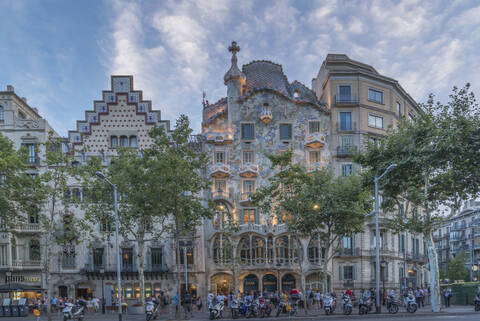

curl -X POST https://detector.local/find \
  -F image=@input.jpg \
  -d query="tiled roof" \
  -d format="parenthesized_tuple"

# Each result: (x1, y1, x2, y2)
(242, 60, 290, 96)
(202, 97, 227, 124)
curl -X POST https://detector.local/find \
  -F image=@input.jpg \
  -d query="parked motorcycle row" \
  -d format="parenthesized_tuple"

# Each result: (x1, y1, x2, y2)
(62, 300, 87, 321)
(210, 296, 275, 320)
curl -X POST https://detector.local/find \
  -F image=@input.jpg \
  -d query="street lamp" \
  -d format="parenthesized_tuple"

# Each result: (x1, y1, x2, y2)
(374, 163, 397, 313)
(95, 171, 122, 321)
(100, 268, 105, 314)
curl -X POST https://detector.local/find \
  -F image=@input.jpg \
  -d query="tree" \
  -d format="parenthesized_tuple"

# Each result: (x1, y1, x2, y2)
(33, 133, 85, 321)
(355, 84, 480, 312)
(0, 133, 40, 227)
(445, 251, 469, 282)
(253, 150, 371, 305)
(82, 115, 213, 307)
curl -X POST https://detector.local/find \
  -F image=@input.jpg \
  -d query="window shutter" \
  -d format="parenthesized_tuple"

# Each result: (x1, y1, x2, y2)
(102, 249, 106, 267)
(352, 266, 356, 280)
(288, 125, 292, 139)
(254, 210, 259, 225)
(88, 251, 93, 267)
(146, 248, 152, 270)
(339, 266, 343, 281)
(132, 248, 137, 271)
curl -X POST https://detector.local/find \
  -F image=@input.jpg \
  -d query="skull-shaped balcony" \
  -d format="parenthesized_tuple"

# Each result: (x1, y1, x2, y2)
(304, 133, 326, 148)
(239, 163, 259, 178)
(204, 130, 234, 145)
(260, 107, 273, 124)
(208, 163, 231, 178)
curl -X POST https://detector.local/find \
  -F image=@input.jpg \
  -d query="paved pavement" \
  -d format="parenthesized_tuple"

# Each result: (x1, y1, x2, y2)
(6, 306, 478, 321)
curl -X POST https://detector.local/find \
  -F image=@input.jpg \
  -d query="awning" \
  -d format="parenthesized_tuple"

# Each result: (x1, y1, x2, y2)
(0, 283, 43, 292)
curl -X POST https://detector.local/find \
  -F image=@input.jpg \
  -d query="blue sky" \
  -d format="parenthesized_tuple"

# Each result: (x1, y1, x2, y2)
(1, 0, 480, 135)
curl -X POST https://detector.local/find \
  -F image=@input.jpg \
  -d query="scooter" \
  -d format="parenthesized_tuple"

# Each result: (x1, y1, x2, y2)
(323, 293, 336, 315)
(145, 299, 159, 321)
(386, 295, 399, 314)
(62, 300, 87, 321)
(404, 293, 417, 313)
(258, 297, 272, 318)
(208, 299, 224, 320)
(275, 298, 287, 317)
(475, 292, 480, 312)
(358, 293, 372, 315)
(231, 298, 240, 319)
(341, 294, 352, 315)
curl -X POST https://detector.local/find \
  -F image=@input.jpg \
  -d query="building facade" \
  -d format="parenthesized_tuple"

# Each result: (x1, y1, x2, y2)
(1, 43, 428, 302)
(313, 54, 427, 293)
(434, 201, 480, 281)
(0, 85, 60, 299)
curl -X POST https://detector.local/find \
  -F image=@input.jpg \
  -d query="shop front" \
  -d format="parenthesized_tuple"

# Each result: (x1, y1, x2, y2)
(210, 273, 233, 295)
(243, 274, 259, 294)
(262, 274, 277, 293)
(1, 274, 43, 300)
(281, 274, 296, 291)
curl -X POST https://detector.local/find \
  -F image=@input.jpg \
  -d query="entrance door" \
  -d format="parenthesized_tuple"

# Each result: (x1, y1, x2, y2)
(243, 274, 259, 294)
(262, 274, 277, 293)
(281, 274, 296, 291)
(75, 288, 91, 299)
(58, 286, 68, 298)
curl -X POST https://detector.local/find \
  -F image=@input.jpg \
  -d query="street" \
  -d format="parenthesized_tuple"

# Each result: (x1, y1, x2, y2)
(9, 306, 477, 321)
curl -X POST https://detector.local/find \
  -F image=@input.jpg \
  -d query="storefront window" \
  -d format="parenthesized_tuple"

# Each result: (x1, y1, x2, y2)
(124, 284, 133, 299)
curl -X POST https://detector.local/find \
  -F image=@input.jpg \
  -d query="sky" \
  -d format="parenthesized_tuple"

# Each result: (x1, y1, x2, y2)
(1, 0, 480, 136)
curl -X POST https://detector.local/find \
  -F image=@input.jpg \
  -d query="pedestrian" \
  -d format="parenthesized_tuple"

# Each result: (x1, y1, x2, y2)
(51, 296, 57, 313)
(182, 291, 193, 320)
(92, 297, 100, 312)
(196, 296, 202, 312)
(314, 290, 321, 309)
(174, 293, 179, 318)
(415, 287, 422, 307)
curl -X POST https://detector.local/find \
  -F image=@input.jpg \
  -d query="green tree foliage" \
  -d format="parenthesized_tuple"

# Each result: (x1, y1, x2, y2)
(355, 84, 480, 311)
(253, 150, 371, 295)
(0, 133, 40, 226)
(445, 251, 469, 282)
(82, 115, 213, 304)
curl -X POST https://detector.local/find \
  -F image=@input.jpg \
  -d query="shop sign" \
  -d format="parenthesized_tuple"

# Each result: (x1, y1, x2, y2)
(6, 275, 41, 283)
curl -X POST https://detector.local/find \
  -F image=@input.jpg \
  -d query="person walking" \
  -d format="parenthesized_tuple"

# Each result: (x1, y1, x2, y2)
(443, 287, 452, 308)
(314, 291, 321, 309)
(195, 296, 202, 312)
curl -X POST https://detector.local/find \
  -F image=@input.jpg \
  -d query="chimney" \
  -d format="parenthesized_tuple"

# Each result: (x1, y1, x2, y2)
(7, 85, 14, 92)
(21, 97, 27, 103)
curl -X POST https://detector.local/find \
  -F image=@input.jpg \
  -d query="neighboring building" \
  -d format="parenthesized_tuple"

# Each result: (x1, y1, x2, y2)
(312, 54, 427, 293)
(202, 42, 332, 294)
(0, 85, 60, 299)
(434, 200, 480, 281)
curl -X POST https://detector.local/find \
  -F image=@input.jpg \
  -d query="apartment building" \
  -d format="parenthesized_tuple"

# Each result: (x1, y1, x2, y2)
(312, 54, 427, 293)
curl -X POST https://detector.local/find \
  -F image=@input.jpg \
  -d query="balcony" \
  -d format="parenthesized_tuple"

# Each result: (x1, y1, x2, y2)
(307, 162, 323, 173)
(335, 248, 360, 257)
(406, 253, 428, 263)
(26, 156, 40, 166)
(212, 190, 234, 204)
(336, 122, 357, 133)
(304, 132, 326, 149)
(239, 163, 259, 178)
(260, 108, 273, 124)
(208, 163, 231, 178)
(204, 130, 234, 145)
(336, 145, 358, 158)
(145, 264, 169, 273)
(236, 223, 288, 235)
(239, 192, 253, 205)
(335, 94, 359, 106)
(12, 260, 42, 269)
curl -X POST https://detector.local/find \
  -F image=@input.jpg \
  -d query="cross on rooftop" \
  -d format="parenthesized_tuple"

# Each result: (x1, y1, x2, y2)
(228, 41, 240, 56)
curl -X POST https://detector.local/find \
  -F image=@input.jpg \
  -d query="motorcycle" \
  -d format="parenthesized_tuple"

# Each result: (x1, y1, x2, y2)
(245, 297, 258, 318)
(341, 294, 352, 315)
(208, 299, 224, 320)
(358, 293, 372, 315)
(404, 293, 417, 313)
(323, 293, 336, 315)
(231, 298, 240, 319)
(386, 295, 399, 314)
(63, 300, 87, 321)
(275, 298, 287, 317)
(475, 292, 480, 312)
(145, 299, 159, 321)
(258, 297, 272, 318)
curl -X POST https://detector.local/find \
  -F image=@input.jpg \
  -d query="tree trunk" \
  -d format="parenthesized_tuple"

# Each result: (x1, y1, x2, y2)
(322, 244, 330, 294)
(427, 231, 441, 312)
(137, 239, 145, 305)
(45, 237, 52, 321)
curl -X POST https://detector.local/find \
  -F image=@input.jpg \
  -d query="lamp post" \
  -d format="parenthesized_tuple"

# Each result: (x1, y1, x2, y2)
(95, 171, 122, 321)
(380, 260, 387, 306)
(100, 268, 105, 314)
(5, 270, 12, 299)
(374, 164, 397, 313)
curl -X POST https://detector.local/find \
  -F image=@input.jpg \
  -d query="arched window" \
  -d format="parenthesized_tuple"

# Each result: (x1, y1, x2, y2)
(29, 239, 41, 261)
(0, 106, 4, 121)
(120, 136, 128, 147)
(267, 236, 274, 264)
(18, 111, 26, 119)
(129, 136, 137, 147)
(308, 233, 325, 264)
(293, 91, 300, 99)
(252, 236, 265, 265)
(275, 236, 300, 265)
(212, 234, 232, 264)
(111, 136, 118, 148)
(213, 236, 221, 264)
(213, 204, 227, 229)
(238, 237, 250, 265)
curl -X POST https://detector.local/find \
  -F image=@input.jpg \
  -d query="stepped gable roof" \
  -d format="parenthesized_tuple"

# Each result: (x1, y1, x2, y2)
(289, 80, 319, 104)
(202, 97, 227, 125)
